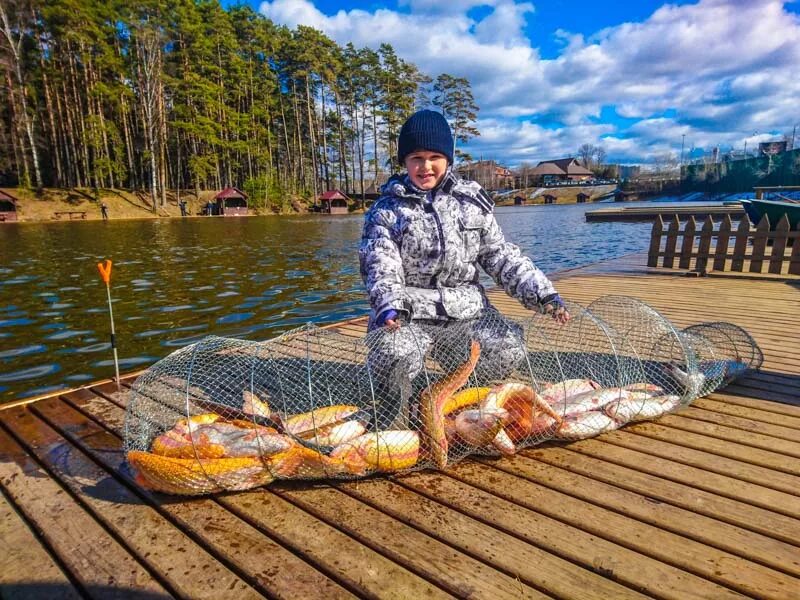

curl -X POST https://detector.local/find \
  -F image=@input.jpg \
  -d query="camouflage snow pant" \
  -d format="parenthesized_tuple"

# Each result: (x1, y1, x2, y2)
(364, 309, 527, 429)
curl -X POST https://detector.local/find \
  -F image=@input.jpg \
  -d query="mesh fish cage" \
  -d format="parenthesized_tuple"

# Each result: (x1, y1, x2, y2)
(125, 295, 761, 495)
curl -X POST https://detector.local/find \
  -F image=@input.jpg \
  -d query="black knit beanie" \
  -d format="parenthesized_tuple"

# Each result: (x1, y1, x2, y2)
(397, 110, 454, 165)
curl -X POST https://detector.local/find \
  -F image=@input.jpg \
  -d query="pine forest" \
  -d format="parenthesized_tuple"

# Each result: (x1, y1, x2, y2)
(0, 0, 480, 211)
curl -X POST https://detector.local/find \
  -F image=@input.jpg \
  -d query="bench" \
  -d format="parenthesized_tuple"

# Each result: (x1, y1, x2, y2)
(54, 211, 87, 220)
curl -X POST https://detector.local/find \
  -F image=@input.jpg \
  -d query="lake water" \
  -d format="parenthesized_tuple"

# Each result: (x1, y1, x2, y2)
(0, 202, 655, 403)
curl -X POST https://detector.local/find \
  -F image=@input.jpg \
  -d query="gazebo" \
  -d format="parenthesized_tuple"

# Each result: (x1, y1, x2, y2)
(319, 190, 349, 215)
(0, 190, 19, 222)
(576, 192, 591, 203)
(213, 187, 248, 216)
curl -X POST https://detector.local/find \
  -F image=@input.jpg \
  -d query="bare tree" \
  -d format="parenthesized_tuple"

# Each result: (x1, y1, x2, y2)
(577, 143, 596, 168)
(133, 22, 163, 212)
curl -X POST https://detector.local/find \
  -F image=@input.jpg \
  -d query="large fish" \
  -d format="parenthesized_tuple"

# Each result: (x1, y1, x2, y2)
(128, 451, 274, 495)
(419, 341, 481, 469)
(330, 430, 420, 473)
(539, 379, 601, 404)
(547, 387, 630, 419)
(152, 419, 292, 459)
(555, 411, 619, 440)
(242, 389, 271, 418)
(442, 387, 492, 415)
(604, 394, 681, 423)
(282, 404, 361, 437)
(297, 419, 366, 448)
(482, 383, 562, 452)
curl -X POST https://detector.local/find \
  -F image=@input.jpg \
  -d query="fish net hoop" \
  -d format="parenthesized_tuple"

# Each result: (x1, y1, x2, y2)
(125, 295, 760, 495)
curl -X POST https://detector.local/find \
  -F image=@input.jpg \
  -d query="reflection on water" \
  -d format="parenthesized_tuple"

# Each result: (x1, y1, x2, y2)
(0, 203, 652, 402)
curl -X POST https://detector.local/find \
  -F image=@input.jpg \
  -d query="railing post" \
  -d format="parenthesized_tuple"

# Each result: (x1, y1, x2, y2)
(731, 214, 751, 272)
(713, 214, 733, 272)
(647, 215, 664, 267)
(679, 216, 696, 269)
(695, 216, 714, 273)
(789, 223, 800, 275)
(749, 215, 770, 273)
(768, 214, 790, 274)
(663, 215, 680, 269)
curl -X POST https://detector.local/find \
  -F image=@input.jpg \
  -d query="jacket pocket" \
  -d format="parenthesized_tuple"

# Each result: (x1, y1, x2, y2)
(458, 215, 484, 263)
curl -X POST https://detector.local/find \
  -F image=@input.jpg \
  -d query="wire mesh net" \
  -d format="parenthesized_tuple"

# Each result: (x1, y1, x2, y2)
(125, 295, 761, 495)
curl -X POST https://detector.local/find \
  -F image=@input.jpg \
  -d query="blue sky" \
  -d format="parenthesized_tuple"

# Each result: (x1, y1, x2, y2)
(239, 0, 800, 166)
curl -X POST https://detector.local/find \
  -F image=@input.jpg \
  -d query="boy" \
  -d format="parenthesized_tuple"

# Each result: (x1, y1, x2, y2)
(359, 109, 568, 427)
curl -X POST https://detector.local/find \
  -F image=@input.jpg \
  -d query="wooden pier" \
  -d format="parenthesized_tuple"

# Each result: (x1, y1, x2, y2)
(2, 254, 799, 599)
(586, 203, 744, 222)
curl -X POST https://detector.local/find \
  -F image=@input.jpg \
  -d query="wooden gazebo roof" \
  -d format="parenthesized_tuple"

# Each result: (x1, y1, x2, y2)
(214, 187, 247, 200)
(0, 190, 19, 205)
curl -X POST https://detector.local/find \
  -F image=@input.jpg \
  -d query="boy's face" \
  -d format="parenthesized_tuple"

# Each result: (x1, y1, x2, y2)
(404, 151, 449, 190)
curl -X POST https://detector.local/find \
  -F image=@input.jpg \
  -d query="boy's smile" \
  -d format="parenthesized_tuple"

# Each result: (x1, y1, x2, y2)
(405, 151, 449, 190)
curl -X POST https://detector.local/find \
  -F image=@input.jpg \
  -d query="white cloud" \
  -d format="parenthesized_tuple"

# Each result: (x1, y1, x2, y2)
(259, 0, 800, 164)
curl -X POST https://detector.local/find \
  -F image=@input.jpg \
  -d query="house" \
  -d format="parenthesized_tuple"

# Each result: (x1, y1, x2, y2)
(213, 187, 248, 216)
(530, 158, 594, 185)
(457, 160, 514, 191)
(319, 190, 350, 215)
(0, 190, 19, 222)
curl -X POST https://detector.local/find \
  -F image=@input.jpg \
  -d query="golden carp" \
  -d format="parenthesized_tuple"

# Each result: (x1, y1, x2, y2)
(268, 445, 353, 478)
(298, 419, 366, 447)
(242, 389, 271, 418)
(419, 341, 481, 468)
(128, 451, 274, 495)
(604, 394, 680, 423)
(442, 387, 492, 415)
(283, 404, 361, 437)
(555, 411, 619, 440)
(482, 383, 561, 450)
(539, 379, 601, 404)
(330, 430, 420, 473)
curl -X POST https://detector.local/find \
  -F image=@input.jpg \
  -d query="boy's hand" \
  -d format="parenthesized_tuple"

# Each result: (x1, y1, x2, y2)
(540, 293, 571, 324)
(376, 309, 401, 330)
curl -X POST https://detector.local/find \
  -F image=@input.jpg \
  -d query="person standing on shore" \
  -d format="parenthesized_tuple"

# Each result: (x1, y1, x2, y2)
(100, 202, 109, 220)
(359, 109, 569, 428)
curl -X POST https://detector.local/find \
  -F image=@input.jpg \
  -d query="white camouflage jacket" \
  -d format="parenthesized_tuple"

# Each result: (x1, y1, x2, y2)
(359, 170, 558, 329)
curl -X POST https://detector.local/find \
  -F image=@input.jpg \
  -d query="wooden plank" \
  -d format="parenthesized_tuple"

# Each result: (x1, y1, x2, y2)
(678, 406, 800, 442)
(750, 215, 770, 273)
(731, 215, 752, 272)
(694, 216, 713, 272)
(537, 443, 800, 545)
(438, 464, 752, 600)
(647, 215, 664, 268)
(0, 422, 168, 597)
(662, 215, 680, 269)
(275, 485, 547, 600)
(713, 215, 733, 271)
(657, 413, 800, 458)
(51, 390, 359, 600)
(0, 492, 81, 600)
(695, 396, 800, 423)
(600, 429, 800, 500)
(769, 215, 791, 274)
(3, 404, 261, 600)
(338, 477, 648, 599)
(471, 454, 800, 579)
(789, 223, 800, 275)
(678, 216, 696, 269)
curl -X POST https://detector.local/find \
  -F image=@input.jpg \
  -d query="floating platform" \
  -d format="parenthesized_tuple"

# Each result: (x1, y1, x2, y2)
(586, 203, 745, 223)
(1, 255, 799, 599)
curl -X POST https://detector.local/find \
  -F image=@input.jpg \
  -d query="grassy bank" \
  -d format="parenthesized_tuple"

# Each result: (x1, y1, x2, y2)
(1, 188, 311, 222)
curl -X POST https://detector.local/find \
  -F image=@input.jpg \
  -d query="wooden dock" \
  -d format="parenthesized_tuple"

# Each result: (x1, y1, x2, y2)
(586, 204, 744, 222)
(2, 254, 799, 599)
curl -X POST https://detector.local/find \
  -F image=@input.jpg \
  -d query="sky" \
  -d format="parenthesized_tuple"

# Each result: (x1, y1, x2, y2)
(242, 0, 799, 166)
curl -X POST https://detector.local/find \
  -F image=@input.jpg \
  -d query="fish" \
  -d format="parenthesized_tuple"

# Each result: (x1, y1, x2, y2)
(330, 430, 420, 473)
(151, 416, 292, 459)
(604, 394, 681, 423)
(622, 382, 664, 395)
(555, 411, 619, 440)
(482, 382, 562, 449)
(442, 387, 492, 415)
(128, 451, 274, 495)
(419, 341, 481, 469)
(242, 389, 271, 418)
(298, 419, 366, 447)
(453, 407, 509, 447)
(547, 387, 630, 418)
(539, 379, 601, 404)
(268, 445, 354, 479)
(283, 404, 361, 437)
(665, 363, 706, 398)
